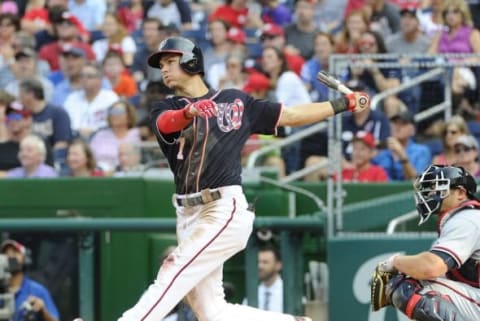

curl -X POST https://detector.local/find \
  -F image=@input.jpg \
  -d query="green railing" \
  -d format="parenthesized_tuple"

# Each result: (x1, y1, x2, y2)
(1, 216, 324, 321)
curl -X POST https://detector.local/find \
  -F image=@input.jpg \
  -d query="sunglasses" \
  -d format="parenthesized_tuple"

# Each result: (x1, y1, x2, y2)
(445, 129, 459, 135)
(81, 73, 100, 79)
(443, 8, 460, 15)
(6, 113, 24, 122)
(109, 107, 127, 115)
(454, 146, 475, 153)
(261, 35, 277, 41)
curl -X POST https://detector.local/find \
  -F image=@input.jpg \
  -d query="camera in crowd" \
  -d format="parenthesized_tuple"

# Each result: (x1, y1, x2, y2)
(0, 254, 40, 321)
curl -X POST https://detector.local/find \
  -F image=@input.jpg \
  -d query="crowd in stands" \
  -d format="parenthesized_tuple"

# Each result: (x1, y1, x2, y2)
(0, 0, 480, 182)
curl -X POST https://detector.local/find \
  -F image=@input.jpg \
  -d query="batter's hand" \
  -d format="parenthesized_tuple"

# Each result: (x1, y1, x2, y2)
(346, 92, 370, 113)
(184, 100, 218, 119)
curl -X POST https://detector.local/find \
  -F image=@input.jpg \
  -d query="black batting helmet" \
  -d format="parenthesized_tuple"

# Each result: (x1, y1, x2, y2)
(147, 37, 204, 75)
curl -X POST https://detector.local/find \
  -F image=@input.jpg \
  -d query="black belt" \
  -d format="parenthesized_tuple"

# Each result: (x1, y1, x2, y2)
(176, 190, 222, 207)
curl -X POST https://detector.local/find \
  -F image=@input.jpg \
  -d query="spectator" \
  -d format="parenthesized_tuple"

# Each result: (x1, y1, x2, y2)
(1, 239, 59, 321)
(432, 115, 470, 165)
(114, 142, 144, 176)
(216, 51, 248, 90)
(341, 131, 388, 182)
(68, 0, 104, 31)
(0, 89, 14, 142)
(147, 0, 192, 31)
(334, 9, 370, 54)
(202, 19, 232, 77)
(259, 23, 305, 76)
(92, 13, 137, 67)
(284, 0, 318, 60)
(259, 0, 292, 26)
(6, 135, 57, 178)
(373, 110, 432, 180)
(427, 0, 480, 119)
(208, 0, 260, 29)
(19, 78, 72, 168)
(102, 50, 138, 98)
(63, 62, 118, 139)
(0, 101, 54, 175)
(65, 138, 103, 177)
(366, 0, 401, 38)
(347, 30, 404, 117)
(38, 11, 95, 71)
(5, 48, 54, 102)
(453, 134, 480, 177)
(313, 0, 348, 34)
(301, 32, 335, 102)
(131, 17, 168, 85)
(244, 245, 284, 312)
(0, 13, 20, 67)
(417, 0, 445, 39)
(89, 99, 141, 173)
(117, 0, 145, 33)
(261, 45, 311, 174)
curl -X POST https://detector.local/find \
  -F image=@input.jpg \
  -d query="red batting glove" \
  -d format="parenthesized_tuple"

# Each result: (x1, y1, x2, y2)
(345, 91, 370, 113)
(184, 100, 218, 118)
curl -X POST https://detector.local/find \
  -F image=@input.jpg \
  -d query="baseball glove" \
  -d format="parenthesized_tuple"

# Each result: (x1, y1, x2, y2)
(370, 267, 395, 311)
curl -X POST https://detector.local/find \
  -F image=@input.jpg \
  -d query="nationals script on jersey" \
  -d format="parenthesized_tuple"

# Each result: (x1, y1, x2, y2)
(150, 89, 282, 194)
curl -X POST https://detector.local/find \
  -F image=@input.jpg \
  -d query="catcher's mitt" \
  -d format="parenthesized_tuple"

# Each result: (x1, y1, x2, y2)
(370, 268, 395, 311)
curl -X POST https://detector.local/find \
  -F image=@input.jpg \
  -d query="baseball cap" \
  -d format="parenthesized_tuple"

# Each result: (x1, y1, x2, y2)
(390, 110, 414, 124)
(243, 72, 270, 94)
(6, 101, 32, 118)
(454, 135, 479, 150)
(61, 44, 86, 58)
(227, 27, 246, 44)
(352, 131, 376, 149)
(400, 6, 418, 17)
(260, 23, 284, 39)
(1, 239, 27, 256)
(14, 47, 36, 60)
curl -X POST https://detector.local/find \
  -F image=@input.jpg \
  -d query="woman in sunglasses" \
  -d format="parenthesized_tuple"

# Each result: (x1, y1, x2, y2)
(432, 115, 470, 165)
(453, 134, 480, 177)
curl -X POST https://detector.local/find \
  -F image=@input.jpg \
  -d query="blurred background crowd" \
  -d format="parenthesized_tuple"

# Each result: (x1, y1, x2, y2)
(0, 0, 479, 181)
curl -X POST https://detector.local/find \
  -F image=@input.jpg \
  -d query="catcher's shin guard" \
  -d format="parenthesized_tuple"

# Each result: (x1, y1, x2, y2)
(387, 276, 467, 321)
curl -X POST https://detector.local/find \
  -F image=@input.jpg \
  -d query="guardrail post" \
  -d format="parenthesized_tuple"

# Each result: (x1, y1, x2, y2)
(79, 232, 94, 321)
(245, 235, 259, 308)
(280, 231, 304, 315)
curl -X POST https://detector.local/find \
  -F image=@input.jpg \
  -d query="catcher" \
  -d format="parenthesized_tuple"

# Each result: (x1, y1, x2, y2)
(371, 165, 480, 321)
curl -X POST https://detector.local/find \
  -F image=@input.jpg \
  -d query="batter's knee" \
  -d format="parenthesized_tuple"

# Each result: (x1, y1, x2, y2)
(387, 276, 467, 321)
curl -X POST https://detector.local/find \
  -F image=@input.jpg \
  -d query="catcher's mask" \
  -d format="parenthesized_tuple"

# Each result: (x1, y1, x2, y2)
(413, 164, 479, 225)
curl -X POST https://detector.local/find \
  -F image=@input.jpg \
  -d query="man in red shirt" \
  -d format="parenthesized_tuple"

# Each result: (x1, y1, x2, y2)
(342, 131, 388, 182)
(38, 12, 95, 71)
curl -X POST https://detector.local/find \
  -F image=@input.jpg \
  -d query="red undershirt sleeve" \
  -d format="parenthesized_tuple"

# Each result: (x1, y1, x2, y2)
(156, 109, 192, 134)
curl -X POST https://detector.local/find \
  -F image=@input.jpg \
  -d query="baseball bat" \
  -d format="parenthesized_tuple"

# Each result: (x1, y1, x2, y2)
(316, 71, 353, 95)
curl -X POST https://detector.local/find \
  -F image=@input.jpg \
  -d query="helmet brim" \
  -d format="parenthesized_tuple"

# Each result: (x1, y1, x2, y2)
(147, 50, 183, 69)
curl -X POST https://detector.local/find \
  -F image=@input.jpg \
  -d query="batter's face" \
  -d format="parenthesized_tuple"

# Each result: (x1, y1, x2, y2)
(258, 251, 281, 283)
(159, 54, 189, 89)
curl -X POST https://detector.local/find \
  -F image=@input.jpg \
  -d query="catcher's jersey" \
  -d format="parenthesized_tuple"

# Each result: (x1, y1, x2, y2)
(150, 88, 282, 194)
(431, 205, 480, 287)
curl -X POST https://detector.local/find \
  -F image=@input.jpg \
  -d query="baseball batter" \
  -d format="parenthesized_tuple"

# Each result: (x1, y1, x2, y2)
(376, 164, 480, 321)
(117, 36, 369, 321)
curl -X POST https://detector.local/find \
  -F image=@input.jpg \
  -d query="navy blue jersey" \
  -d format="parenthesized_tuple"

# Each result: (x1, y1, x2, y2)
(150, 89, 282, 194)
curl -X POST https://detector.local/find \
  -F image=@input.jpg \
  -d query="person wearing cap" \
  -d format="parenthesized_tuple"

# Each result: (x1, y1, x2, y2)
(453, 134, 480, 177)
(341, 131, 388, 182)
(260, 23, 305, 76)
(0, 101, 54, 176)
(5, 48, 55, 102)
(38, 11, 95, 71)
(1, 239, 59, 321)
(373, 110, 432, 180)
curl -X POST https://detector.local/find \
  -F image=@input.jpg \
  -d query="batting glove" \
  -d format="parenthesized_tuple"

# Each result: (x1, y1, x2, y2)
(184, 100, 218, 119)
(347, 91, 370, 113)
(377, 253, 400, 273)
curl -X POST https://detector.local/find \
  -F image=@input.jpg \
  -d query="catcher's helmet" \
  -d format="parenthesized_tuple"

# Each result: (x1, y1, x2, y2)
(147, 37, 204, 75)
(413, 164, 479, 224)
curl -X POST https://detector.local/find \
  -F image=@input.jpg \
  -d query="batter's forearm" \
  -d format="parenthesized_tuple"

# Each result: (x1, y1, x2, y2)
(156, 109, 193, 134)
(278, 101, 337, 127)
